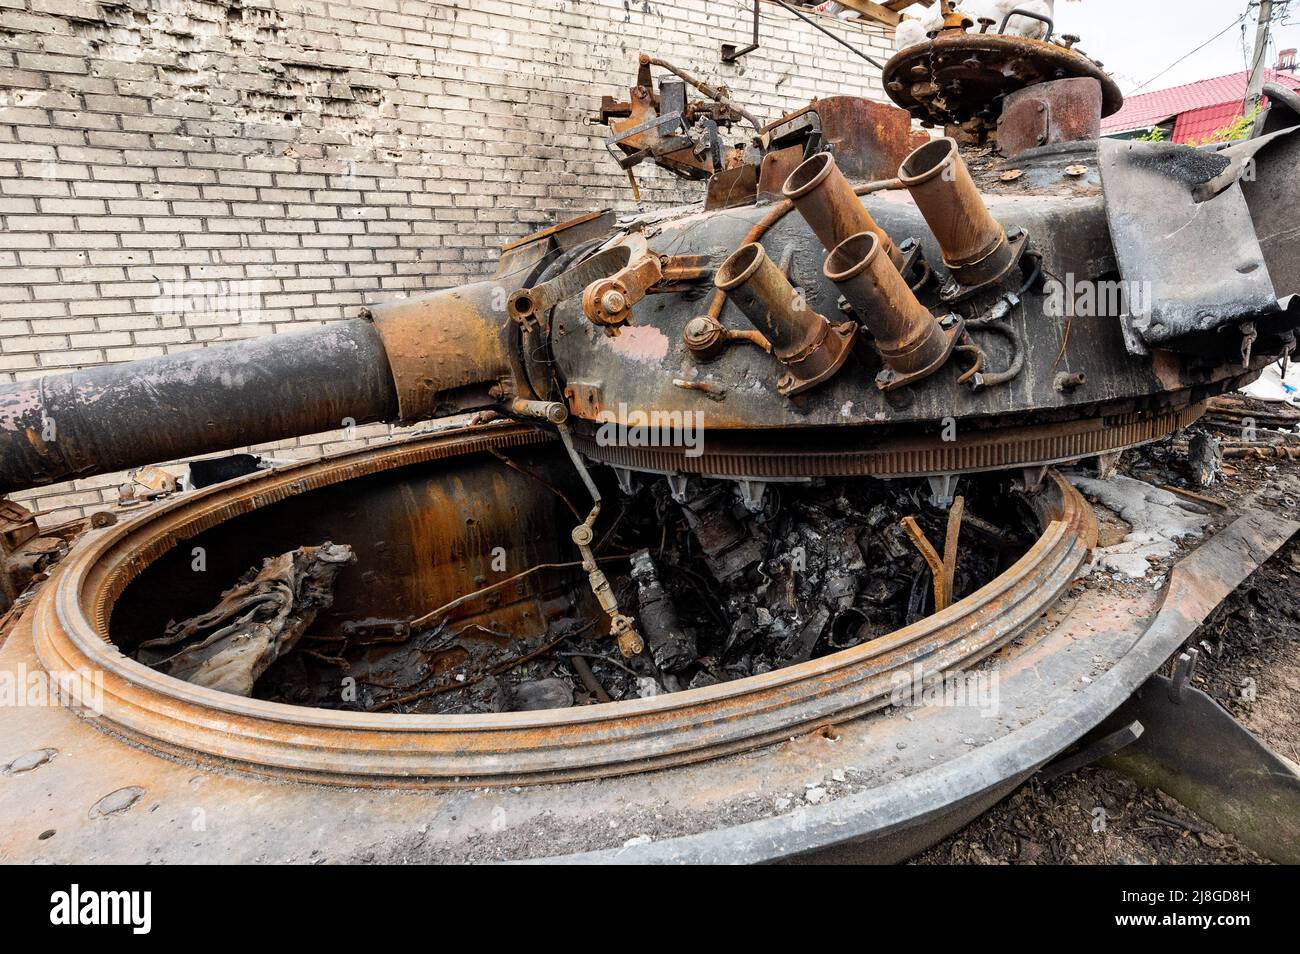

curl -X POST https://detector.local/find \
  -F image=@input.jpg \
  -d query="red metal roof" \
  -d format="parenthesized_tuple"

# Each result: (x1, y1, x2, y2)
(1173, 102, 1247, 143)
(1102, 68, 1300, 141)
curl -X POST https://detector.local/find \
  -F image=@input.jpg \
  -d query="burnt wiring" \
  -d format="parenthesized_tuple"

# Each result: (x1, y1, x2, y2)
(965, 309, 1025, 389)
(955, 253, 1043, 390)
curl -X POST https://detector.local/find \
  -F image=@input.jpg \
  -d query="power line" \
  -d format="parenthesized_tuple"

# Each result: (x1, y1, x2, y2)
(1130, 10, 1252, 94)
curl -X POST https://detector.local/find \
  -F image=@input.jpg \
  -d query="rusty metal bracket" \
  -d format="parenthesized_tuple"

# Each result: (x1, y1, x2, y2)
(997, 77, 1103, 159)
(508, 244, 637, 329)
(582, 252, 712, 335)
(638, 54, 762, 132)
(901, 518, 944, 607)
(876, 316, 965, 392)
(1037, 720, 1144, 784)
(940, 227, 1031, 303)
(603, 111, 689, 169)
(721, 0, 760, 63)
(683, 314, 772, 360)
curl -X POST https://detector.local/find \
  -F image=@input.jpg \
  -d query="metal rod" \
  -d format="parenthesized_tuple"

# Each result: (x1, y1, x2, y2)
(998, 7, 1054, 41)
(640, 53, 764, 132)
(772, 0, 886, 71)
(570, 654, 613, 703)
(901, 515, 948, 612)
(558, 421, 645, 658)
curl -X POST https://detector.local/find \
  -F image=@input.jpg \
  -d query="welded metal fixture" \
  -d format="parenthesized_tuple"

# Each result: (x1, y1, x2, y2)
(898, 137, 1028, 301)
(997, 77, 1104, 159)
(824, 232, 960, 390)
(760, 97, 919, 190)
(720, 0, 759, 63)
(715, 242, 856, 395)
(507, 243, 634, 329)
(595, 53, 755, 198)
(881, 12, 1123, 143)
(1096, 649, 1300, 865)
(581, 250, 711, 334)
(1099, 126, 1300, 355)
(369, 282, 512, 422)
(682, 314, 771, 360)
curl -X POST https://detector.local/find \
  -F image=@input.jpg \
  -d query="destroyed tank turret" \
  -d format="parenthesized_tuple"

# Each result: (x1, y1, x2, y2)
(4, 55, 1297, 500)
(4, 18, 1300, 864)
(4, 36, 1299, 646)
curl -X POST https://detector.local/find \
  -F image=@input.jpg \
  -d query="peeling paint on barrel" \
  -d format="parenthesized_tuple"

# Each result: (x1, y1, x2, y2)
(600, 324, 669, 363)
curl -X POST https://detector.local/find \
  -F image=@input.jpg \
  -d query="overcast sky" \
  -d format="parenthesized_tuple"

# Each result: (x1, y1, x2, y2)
(1048, 0, 1300, 94)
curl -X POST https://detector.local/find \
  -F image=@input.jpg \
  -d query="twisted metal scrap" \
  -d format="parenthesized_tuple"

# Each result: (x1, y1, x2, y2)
(901, 496, 966, 612)
(139, 542, 355, 696)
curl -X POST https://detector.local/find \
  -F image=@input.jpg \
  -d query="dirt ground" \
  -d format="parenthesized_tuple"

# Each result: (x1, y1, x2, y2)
(913, 765, 1268, 864)
(1194, 537, 1300, 769)
(917, 422, 1300, 865)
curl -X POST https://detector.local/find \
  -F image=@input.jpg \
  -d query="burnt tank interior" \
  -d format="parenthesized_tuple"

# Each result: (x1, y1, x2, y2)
(106, 444, 1038, 714)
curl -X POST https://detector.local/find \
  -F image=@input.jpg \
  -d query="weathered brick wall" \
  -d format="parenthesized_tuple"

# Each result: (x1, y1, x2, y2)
(0, 0, 894, 524)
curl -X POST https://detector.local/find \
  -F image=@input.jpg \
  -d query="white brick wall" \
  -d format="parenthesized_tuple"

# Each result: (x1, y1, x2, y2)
(0, 0, 895, 524)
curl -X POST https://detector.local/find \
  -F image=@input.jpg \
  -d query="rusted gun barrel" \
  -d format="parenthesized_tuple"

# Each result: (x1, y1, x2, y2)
(0, 320, 397, 495)
(0, 282, 512, 495)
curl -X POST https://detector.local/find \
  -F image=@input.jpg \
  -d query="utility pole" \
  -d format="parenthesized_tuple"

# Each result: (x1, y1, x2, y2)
(1245, 0, 1275, 113)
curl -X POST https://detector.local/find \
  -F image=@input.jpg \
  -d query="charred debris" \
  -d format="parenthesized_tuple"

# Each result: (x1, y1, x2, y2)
(194, 472, 1033, 715)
